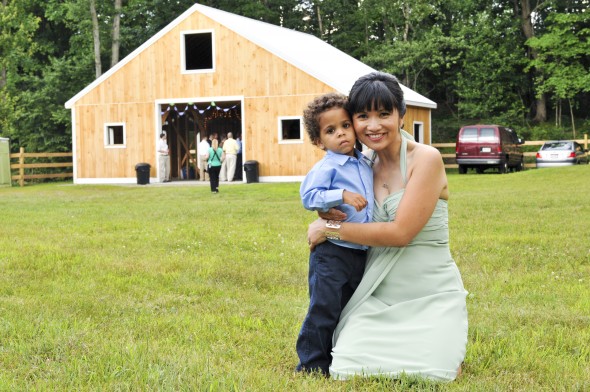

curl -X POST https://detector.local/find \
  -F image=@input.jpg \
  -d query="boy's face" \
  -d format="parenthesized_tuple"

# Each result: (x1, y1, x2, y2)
(316, 108, 356, 156)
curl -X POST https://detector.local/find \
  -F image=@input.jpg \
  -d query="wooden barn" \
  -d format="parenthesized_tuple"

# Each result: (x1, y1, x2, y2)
(65, 3, 437, 184)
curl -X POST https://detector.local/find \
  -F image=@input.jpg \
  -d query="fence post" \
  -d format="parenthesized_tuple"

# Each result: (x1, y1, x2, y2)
(19, 147, 25, 187)
(585, 133, 588, 151)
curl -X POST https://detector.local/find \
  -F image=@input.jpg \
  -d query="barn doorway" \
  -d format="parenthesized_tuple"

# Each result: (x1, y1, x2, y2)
(160, 100, 242, 181)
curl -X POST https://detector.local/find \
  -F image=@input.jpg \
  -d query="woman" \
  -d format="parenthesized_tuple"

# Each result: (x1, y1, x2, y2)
(307, 72, 468, 381)
(206, 138, 223, 193)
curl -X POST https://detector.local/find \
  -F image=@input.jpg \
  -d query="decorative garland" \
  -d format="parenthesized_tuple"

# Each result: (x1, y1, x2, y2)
(161, 102, 241, 129)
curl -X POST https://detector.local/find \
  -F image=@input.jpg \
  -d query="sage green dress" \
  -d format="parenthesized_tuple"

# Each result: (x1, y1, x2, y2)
(330, 135, 468, 381)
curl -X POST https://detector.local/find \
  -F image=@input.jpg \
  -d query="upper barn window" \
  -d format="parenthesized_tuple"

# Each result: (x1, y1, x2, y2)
(181, 30, 215, 73)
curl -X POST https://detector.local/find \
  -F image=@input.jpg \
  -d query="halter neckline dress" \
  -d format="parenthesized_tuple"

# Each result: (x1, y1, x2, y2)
(329, 135, 468, 381)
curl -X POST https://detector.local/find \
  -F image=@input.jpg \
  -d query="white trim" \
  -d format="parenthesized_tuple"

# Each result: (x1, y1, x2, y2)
(155, 95, 244, 105)
(74, 177, 143, 185)
(413, 121, 424, 144)
(258, 176, 305, 183)
(104, 122, 127, 148)
(154, 95, 246, 177)
(71, 107, 77, 182)
(428, 111, 433, 144)
(72, 176, 305, 185)
(278, 116, 303, 143)
(180, 29, 216, 74)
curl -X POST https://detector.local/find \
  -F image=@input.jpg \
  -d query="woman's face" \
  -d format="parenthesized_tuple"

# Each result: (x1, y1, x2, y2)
(352, 106, 403, 151)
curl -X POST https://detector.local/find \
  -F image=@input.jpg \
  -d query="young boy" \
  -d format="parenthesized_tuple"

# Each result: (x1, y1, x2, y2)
(295, 92, 374, 376)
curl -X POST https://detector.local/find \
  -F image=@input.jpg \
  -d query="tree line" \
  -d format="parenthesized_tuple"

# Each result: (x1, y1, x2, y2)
(1, 0, 588, 152)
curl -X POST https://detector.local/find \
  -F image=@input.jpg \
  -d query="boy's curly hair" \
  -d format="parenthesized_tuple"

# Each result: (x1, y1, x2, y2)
(303, 92, 348, 146)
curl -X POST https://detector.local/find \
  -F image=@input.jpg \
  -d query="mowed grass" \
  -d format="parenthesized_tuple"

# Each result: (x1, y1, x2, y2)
(0, 166, 588, 391)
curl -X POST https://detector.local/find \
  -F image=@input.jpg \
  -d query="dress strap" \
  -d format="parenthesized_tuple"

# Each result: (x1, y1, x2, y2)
(371, 151, 378, 168)
(400, 134, 408, 185)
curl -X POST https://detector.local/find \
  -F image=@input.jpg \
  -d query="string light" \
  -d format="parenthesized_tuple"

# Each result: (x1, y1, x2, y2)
(160, 103, 241, 130)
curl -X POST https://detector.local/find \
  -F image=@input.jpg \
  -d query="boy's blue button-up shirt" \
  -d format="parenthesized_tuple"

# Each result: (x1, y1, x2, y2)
(300, 149, 374, 250)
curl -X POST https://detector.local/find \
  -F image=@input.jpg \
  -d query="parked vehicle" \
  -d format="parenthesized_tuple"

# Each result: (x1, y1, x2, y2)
(455, 125, 525, 174)
(536, 141, 589, 168)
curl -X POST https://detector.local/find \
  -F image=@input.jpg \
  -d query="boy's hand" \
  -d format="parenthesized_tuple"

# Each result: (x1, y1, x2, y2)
(342, 190, 367, 212)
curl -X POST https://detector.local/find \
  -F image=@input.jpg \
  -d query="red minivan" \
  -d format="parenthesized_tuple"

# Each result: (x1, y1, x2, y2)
(455, 125, 525, 174)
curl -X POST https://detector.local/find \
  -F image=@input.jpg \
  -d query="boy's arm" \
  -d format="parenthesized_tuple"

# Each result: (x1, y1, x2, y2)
(300, 168, 343, 212)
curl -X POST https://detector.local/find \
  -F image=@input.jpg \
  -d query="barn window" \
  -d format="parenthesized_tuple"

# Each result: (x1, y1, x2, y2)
(413, 122, 424, 143)
(104, 123, 126, 148)
(181, 30, 214, 73)
(278, 117, 303, 144)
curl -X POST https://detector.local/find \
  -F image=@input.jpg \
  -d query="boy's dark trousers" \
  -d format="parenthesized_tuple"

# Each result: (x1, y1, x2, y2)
(296, 241, 366, 376)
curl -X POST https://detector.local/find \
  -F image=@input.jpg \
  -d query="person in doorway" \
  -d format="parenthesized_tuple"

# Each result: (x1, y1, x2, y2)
(206, 138, 223, 193)
(157, 132, 170, 182)
(295, 92, 374, 377)
(307, 72, 468, 381)
(235, 134, 243, 181)
(207, 132, 218, 146)
(198, 135, 210, 182)
(220, 132, 239, 181)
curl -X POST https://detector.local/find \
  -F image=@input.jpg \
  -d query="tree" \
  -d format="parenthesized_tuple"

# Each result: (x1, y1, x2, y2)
(90, 0, 101, 77)
(512, 0, 550, 123)
(111, 0, 122, 67)
(527, 11, 590, 137)
(453, 5, 529, 124)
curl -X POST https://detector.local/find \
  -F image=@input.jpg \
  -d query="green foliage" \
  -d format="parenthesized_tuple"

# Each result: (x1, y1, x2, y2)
(527, 11, 590, 100)
(453, 8, 528, 123)
(0, 177, 589, 390)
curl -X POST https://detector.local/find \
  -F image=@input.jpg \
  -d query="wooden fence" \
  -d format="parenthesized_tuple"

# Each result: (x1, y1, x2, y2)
(6, 135, 588, 186)
(10, 147, 73, 187)
(433, 134, 589, 169)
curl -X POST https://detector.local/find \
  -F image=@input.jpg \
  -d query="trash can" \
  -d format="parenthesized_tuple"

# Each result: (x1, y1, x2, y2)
(135, 163, 151, 185)
(244, 160, 259, 183)
(0, 138, 10, 187)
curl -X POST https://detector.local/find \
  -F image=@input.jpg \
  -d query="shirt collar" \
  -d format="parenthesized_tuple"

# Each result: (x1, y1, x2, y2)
(326, 148, 370, 166)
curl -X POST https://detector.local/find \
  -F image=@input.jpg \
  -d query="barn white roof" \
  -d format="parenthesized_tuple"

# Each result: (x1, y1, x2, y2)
(66, 3, 436, 109)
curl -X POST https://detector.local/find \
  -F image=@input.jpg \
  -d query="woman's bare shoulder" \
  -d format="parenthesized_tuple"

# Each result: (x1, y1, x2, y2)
(408, 141, 441, 158)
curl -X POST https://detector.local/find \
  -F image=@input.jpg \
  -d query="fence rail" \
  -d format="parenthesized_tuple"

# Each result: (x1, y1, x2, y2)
(6, 135, 589, 186)
(10, 147, 73, 187)
(433, 135, 588, 169)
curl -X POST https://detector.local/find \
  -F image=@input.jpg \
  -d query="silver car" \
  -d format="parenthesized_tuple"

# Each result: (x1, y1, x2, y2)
(536, 141, 589, 168)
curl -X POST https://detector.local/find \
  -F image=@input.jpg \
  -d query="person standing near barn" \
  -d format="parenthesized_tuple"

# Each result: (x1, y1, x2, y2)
(198, 135, 210, 181)
(206, 138, 223, 193)
(157, 132, 170, 183)
(220, 132, 239, 181)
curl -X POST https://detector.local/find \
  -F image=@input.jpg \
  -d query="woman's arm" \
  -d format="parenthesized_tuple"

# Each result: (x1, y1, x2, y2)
(308, 147, 447, 249)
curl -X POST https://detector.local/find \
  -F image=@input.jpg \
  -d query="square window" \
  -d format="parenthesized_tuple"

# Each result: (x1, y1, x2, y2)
(182, 31, 214, 73)
(279, 117, 303, 143)
(104, 123, 126, 148)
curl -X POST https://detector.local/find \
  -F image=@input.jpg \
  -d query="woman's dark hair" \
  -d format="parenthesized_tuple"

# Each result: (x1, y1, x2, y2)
(303, 92, 348, 145)
(347, 72, 406, 117)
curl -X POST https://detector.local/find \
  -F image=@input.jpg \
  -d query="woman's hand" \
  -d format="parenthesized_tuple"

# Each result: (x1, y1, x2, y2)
(307, 218, 328, 250)
(317, 208, 347, 221)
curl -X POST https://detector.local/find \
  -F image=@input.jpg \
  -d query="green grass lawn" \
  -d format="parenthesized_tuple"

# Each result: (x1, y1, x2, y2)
(1, 167, 589, 391)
